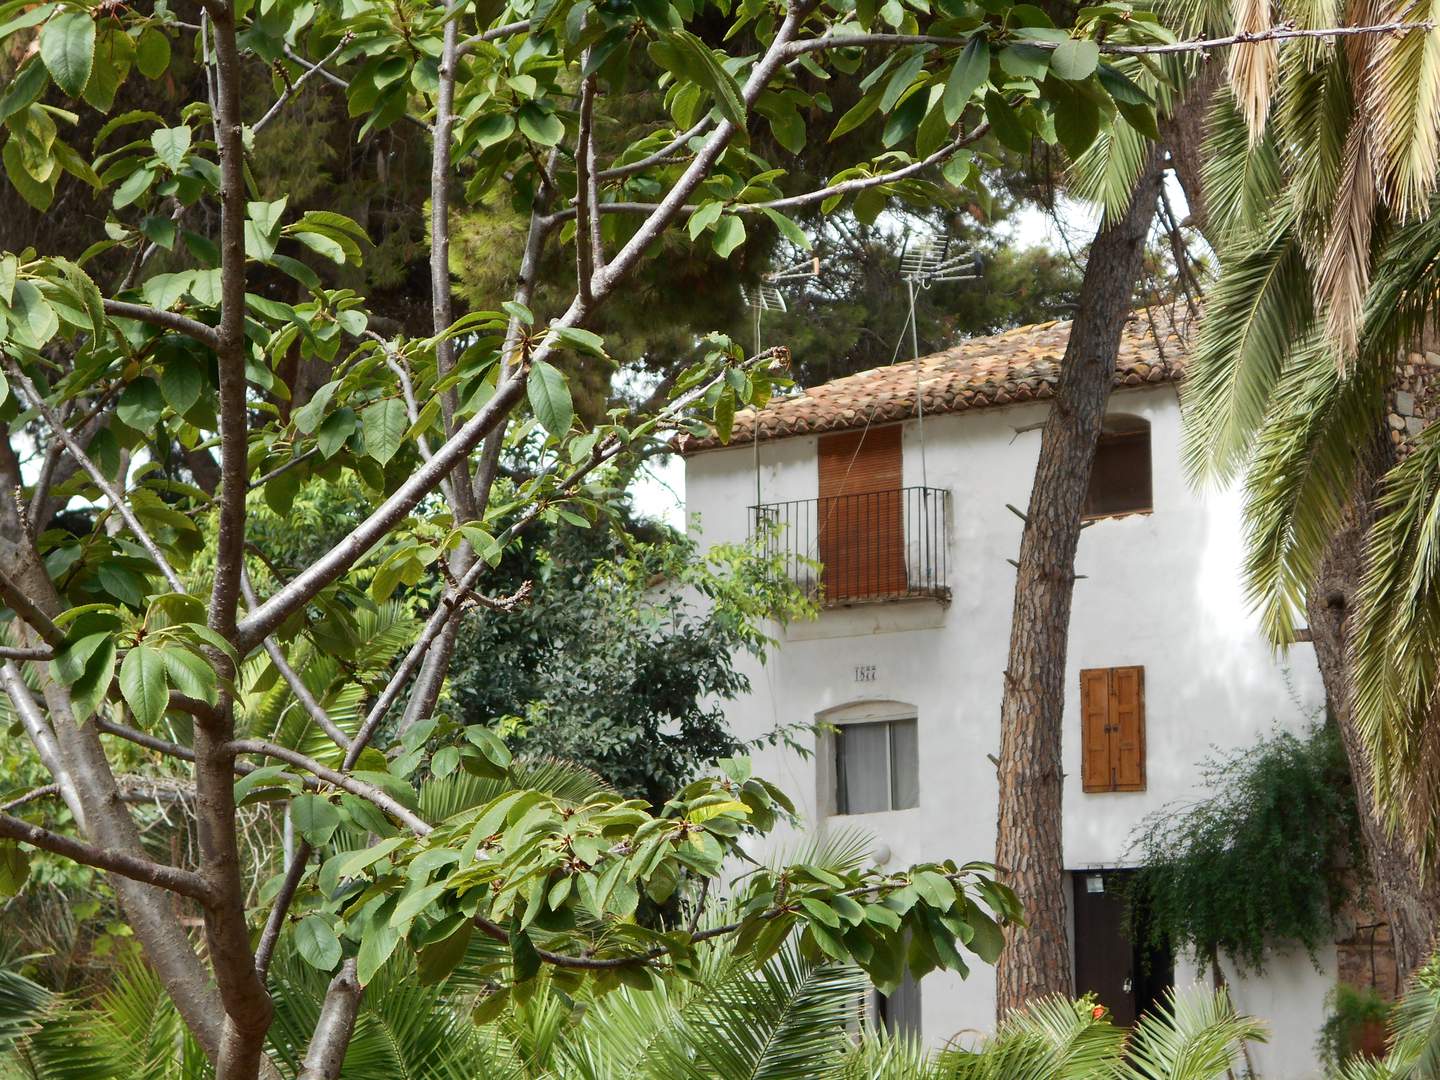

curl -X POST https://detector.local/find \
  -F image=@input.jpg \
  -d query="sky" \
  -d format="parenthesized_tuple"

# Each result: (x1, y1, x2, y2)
(626, 193, 1106, 530)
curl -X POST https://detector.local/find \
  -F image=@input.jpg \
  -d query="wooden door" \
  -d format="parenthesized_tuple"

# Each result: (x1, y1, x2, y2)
(1073, 870, 1174, 1028)
(1073, 871, 1137, 1027)
(817, 427, 906, 601)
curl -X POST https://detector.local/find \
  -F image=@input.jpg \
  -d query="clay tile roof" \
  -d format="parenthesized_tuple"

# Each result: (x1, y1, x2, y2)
(680, 305, 1192, 453)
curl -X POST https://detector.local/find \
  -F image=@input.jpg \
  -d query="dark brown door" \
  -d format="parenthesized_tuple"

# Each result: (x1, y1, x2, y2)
(1072, 870, 1173, 1027)
(817, 426, 906, 601)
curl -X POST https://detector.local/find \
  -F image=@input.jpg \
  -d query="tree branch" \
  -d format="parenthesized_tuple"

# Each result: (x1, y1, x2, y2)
(2, 361, 187, 594)
(228, 739, 432, 837)
(0, 568, 65, 649)
(240, 571, 353, 753)
(103, 300, 221, 351)
(596, 117, 713, 181)
(575, 69, 600, 303)
(254, 36, 350, 134)
(0, 811, 212, 902)
(456, 18, 532, 56)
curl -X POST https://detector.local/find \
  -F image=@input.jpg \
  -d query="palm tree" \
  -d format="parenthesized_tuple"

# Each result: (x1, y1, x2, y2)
(0, 942, 1267, 1080)
(1135, 0, 1440, 978)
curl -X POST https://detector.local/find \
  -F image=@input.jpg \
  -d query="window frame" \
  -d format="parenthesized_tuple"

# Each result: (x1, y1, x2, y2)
(1082, 416, 1153, 522)
(822, 701, 920, 816)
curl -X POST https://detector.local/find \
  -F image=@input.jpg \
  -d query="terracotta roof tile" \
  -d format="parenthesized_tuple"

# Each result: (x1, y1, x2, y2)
(681, 306, 1191, 453)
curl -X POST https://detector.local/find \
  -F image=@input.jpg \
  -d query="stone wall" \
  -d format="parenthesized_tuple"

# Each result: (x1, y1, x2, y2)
(1388, 351, 1440, 455)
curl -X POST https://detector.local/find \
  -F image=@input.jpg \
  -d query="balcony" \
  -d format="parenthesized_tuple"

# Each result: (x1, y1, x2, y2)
(751, 487, 951, 606)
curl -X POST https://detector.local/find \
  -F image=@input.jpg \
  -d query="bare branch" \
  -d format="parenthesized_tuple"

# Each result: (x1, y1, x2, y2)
(0, 811, 213, 902)
(254, 839, 311, 979)
(1, 784, 60, 813)
(240, 571, 353, 753)
(0, 645, 52, 661)
(103, 300, 222, 351)
(429, 1, 478, 523)
(575, 69, 600, 303)
(94, 716, 258, 775)
(0, 568, 65, 649)
(596, 118, 713, 181)
(297, 960, 361, 1080)
(778, 19, 1434, 58)
(228, 738, 433, 837)
(456, 18, 532, 56)
(254, 35, 350, 134)
(2, 361, 187, 594)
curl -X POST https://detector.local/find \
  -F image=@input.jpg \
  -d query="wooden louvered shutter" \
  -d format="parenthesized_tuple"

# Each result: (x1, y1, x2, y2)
(1080, 666, 1147, 793)
(817, 426, 906, 601)
(1112, 666, 1146, 791)
(1080, 668, 1112, 793)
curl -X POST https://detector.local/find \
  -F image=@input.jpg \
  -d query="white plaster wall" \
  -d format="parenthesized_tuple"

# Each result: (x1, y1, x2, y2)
(684, 384, 1332, 1075)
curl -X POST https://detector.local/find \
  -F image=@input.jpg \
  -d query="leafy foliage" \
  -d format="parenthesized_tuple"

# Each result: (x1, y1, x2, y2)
(449, 520, 813, 805)
(1126, 720, 1363, 973)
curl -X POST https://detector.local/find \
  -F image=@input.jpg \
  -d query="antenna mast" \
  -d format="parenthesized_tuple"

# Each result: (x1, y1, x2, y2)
(897, 233, 980, 489)
(740, 256, 820, 507)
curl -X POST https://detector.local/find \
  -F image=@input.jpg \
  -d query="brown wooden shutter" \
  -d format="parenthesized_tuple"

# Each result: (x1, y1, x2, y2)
(1079, 666, 1147, 793)
(1112, 666, 1146, 791)
(1080, 668, 1113, 793)
(817, 426, 906, 601)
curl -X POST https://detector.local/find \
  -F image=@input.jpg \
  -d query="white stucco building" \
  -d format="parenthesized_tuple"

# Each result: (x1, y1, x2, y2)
(681, 310, 1337, 1076)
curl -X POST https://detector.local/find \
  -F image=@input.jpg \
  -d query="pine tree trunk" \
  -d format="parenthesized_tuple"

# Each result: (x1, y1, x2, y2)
(1307, 443, 1440, 982)
(993, 153, 1164, 1018)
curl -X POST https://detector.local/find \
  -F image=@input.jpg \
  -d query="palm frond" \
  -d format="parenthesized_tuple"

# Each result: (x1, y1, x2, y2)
(1386, 955, 1440, 1075)
(1353, 423, 1440, 862)
(1239, 323, 1387, 644)
(1181, 208, 1313, 483)
(418, 756, 615, 823)
(1070, 117, 1152, 225)
(1118, 985, 1267, 1080)
(1202, 89, 1283, 249)
(1374, 12, 1440, 219)
(1227, 0, 1279, 140)
(937, 994, 1126, 1080)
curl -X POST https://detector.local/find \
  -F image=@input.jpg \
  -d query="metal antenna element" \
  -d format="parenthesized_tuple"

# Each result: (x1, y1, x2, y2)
(898, 234, 981, 286)
(741, 254, 821, 506)
(895, 232, 983, 490)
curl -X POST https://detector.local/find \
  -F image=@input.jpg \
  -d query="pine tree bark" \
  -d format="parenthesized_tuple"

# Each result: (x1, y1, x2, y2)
(1307, 443, 1440, 982)
(993, 151, 1164, 1017)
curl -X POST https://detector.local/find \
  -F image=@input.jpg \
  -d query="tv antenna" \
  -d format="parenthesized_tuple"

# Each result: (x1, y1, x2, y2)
(739, 254, 820, 506)
(895, 232, 982, 488)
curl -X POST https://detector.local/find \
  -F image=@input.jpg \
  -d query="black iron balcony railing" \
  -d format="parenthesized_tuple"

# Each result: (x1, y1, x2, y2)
(750, 486, 951, 605)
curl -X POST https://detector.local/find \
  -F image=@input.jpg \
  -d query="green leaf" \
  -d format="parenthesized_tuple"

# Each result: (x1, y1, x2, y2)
(134, 27, 170, 79)
(526, 359, 573, 437)
(0, 254, 14, 306)
(162, 647, 216, 705)
(291, 793, 342, 846)
(549, 325, 608, 359)
(1050, 38, 1099, 82)
(116, 377, 164, 431)
(361, 398, 407, 465)
(0, 843, 29, 899)
(160, 356, 204, 414)
(119, 644, 167, 727)
(356, 918, 399, 985)
(998, 43, 1049, 81)
(317, 408, 356, 458)
(760, 207, 811, 250)
(688, 200, 723, 239)
(944, 37, 989, 124)
(0, 58, 50, 126)
(712, 214, 746, 258)
(41, 10, 95, 98)
(1052, 82, 1100, 157)
(880, 48, 927, 114)
(830, 82, 884, 142)
(3, 138, 55, 211)
(1096, 62, 1153, 107)
(511, 925, 542, 981)
(149, 126, 190, 170)
(516, 103, 564, 146)
(295, 915, 342, 971)
(7, 280, 58, 347)
(649, 30, 745, 127)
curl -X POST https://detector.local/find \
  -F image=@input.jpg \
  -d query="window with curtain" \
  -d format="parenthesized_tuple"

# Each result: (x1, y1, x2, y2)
(834, 716, 919, 814)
